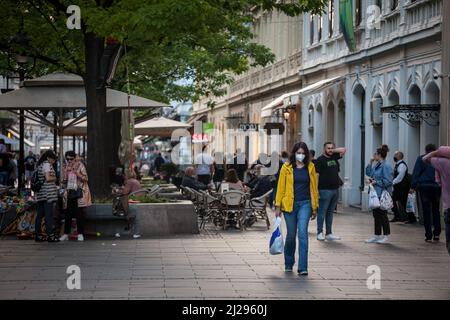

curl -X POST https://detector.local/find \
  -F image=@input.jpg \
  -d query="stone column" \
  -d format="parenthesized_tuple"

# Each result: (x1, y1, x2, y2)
(441, 0, 450, 145)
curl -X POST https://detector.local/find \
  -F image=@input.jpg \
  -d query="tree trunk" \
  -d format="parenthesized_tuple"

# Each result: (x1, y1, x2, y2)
(84, 32, 121, 199)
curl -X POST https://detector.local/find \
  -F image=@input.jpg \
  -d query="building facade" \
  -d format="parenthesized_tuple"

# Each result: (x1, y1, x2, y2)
(193, 0, 446, 211)
(191, 8, 304, 163)
(299, 0, 443, 209)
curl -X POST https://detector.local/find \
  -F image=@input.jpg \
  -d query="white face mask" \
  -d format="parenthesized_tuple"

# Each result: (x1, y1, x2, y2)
(295, 153, 305, 162)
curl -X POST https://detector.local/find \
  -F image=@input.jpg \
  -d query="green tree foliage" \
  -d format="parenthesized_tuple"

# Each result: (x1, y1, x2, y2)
(0, 0, 325, 196)
(1, 0, 325, 101)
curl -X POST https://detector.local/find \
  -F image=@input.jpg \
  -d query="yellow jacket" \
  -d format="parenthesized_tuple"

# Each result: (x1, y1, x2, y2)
(275, 162, 319, 214)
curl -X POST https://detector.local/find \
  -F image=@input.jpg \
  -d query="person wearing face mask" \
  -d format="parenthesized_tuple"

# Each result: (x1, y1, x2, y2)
(275, 142, 318, 276)
(391, 151, 411, 223)
(365, 145, 393, 244)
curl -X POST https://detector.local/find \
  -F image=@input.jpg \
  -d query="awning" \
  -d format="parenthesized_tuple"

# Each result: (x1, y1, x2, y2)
(8, 128, 36, 147)
(186, 112, 207, 125)
(134, 117, 191, 137)
(261, 76, 343, 118)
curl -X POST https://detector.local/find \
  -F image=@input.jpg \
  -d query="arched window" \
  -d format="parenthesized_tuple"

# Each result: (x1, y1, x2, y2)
(308, 106, 314, 130)
(355, 0, 362, 27)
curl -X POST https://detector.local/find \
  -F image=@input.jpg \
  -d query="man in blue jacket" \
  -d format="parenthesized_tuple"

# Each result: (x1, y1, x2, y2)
(411, 144, 441, 242)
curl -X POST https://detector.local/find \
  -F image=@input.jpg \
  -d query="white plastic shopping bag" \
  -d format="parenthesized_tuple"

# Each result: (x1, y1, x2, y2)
(380, 190, 393, 211)
(368, 185, 380, 210)
(269, 217, 284, 255)
(406, 193, 416, 214)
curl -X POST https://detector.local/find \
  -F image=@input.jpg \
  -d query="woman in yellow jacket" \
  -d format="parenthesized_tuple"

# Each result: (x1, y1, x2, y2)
(275, 142, 318, 276)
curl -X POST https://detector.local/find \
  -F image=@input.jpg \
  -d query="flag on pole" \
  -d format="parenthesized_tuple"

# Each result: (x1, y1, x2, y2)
(339, 0, 357, 52)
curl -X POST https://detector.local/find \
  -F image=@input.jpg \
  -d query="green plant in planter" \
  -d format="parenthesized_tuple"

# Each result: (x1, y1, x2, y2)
(160, 163, 179, 179)
(129, 195, 169, 203)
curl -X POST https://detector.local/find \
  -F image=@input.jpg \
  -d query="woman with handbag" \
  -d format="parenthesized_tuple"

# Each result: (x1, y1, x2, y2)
(274, 142, 318, 276)
(365, 145, 394, 244)
(60, 151, 92, 241)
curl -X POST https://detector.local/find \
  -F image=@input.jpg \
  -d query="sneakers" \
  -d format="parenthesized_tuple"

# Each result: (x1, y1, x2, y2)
(317, 233, 325, 241)
(325, 234, 341, 241)
(77, 234, 84, 241)
(133, 234, 141, 239)
(365, 235, 381, 243)
(433, 237, 440, 242)
(59, 234, 69, 241)
(284, 266, 293, 272)
(298, 271, 308, 276)
(376, 235, 389, 244)
(114, 233, 121, 238)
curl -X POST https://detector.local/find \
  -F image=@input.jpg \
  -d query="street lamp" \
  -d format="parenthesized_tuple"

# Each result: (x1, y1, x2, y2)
(283, 109, 290, 121)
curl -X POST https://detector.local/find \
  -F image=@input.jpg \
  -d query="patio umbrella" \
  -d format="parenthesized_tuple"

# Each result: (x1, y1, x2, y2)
(134, 117, 191, 137)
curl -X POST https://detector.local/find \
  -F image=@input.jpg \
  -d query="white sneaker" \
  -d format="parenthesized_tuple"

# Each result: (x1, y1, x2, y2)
(317, 233, 325, 241)
(365, 235, 380, 243)
(325, 234, 341, 241)
(59, 234, 69, 241)
(133, 234, 141, 239)
(376, 235, 389, 244)
(77, 234, 84, 241)
(114, 233, 121, 238)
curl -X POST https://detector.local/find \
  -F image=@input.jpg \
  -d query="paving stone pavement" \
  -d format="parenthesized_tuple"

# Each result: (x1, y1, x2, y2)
(0, 206, 449, 300)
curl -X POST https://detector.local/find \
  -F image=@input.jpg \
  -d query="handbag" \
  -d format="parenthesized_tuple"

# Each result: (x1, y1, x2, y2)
(380, 189, 393, 211)
(368, 185, 380, 210)
(269, 217, 284, 255)
(67, 188, 83, 199)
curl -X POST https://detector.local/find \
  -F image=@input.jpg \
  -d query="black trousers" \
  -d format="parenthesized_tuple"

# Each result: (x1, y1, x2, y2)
(373, 208, 390, 236)
(36, 201, 55, 236)
(392, 185, 408, 221)
(64, 198, 85, 235)
(419, 186, 441, 240)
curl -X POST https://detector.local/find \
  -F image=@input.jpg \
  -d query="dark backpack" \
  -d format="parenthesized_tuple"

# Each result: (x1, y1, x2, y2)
(30, 166, 43, 192)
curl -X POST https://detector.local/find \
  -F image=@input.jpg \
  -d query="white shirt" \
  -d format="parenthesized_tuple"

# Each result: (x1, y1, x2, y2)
(393, 162, 407, 185)
(195, 153, 214, 175)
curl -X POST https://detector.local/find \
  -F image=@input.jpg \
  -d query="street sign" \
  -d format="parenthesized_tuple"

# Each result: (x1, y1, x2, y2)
(239, 123, 259, 131)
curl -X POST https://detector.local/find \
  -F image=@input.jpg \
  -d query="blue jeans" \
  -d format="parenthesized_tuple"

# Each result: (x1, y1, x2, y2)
(317, 189, 339, 235)
(284, 200, 311, 272)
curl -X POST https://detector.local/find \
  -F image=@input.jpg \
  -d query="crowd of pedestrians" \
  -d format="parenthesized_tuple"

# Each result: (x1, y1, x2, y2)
(180, 139, 450, 275)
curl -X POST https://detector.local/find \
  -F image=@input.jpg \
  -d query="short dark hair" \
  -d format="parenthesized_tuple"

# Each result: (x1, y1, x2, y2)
(65, 150, 76, 158)
(38, 150, 57, 165)
(281, 151, 289, 158)
(289, 142, 310, 167)
(310, 149, 316, 157)
(425, 144, 437, 154)
(324, 142, 334, 148)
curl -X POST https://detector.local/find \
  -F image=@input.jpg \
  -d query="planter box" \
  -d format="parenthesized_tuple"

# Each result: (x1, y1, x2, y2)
(85, 201, 197, 237)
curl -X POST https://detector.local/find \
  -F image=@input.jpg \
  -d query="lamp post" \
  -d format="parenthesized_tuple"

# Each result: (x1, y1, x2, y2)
(16, 56, 27, 194)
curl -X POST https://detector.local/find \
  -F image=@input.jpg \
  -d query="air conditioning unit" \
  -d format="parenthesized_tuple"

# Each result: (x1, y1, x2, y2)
(370, 98, 383, 126)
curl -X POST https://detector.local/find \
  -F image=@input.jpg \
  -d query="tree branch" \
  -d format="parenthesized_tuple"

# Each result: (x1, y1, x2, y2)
(27, 0, 83, 74)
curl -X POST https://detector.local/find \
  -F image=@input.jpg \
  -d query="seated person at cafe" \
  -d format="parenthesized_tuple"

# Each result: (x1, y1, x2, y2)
(181, 166, 208, 191)
(250, 165, 273, 199)
(113, 171, 143, 216)
(224, 168, 247, 192)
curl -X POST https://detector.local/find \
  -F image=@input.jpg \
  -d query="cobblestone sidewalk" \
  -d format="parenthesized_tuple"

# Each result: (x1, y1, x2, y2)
(0, 207, 449, 299)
